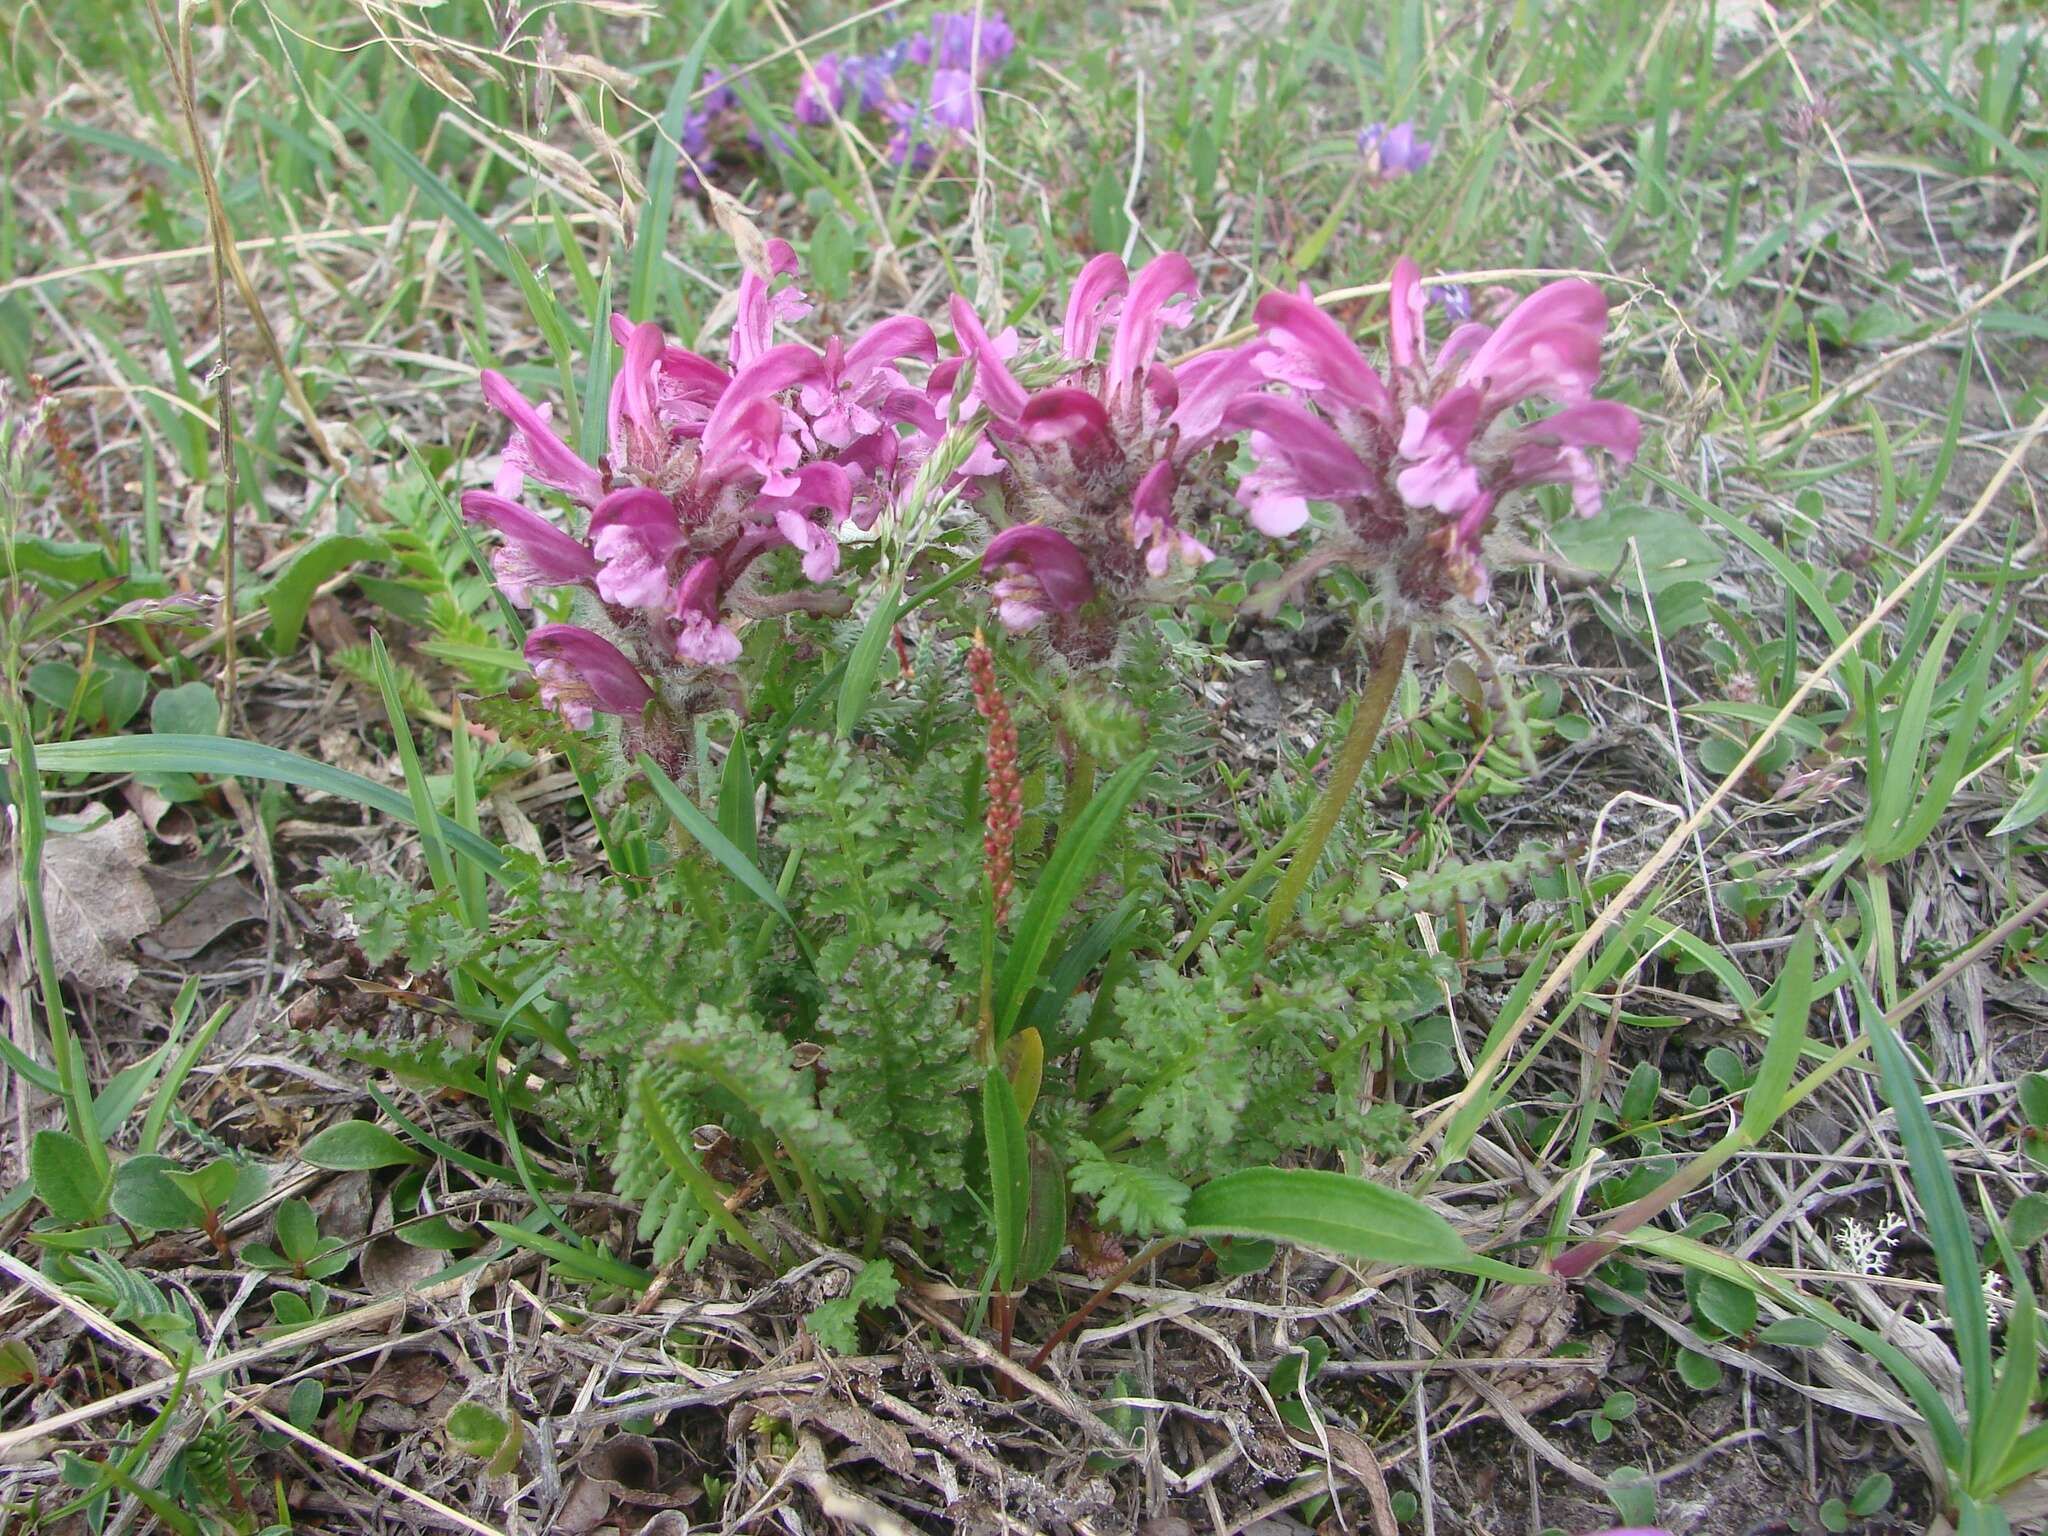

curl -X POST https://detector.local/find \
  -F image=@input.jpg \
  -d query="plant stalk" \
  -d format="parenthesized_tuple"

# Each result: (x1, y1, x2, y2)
(1261, 624, 1411, 955)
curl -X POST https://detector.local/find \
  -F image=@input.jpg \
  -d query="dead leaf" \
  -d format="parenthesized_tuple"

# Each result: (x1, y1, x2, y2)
(552, 1473, 613, 1534)
(122, 781, 198, 847)
(0, 811, 159, 989)
(578, 1434, 699, 1508)
(361, 1353, 450, 1405)
(140, 863, 266, 960)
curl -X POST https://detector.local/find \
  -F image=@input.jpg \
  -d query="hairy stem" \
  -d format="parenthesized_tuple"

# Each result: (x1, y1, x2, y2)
(1261, 625, 1411, 956)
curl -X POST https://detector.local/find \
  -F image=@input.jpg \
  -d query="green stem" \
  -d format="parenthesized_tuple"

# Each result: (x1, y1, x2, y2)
(5, 697, 109, 1184)
(1260, 625, 1411, 957)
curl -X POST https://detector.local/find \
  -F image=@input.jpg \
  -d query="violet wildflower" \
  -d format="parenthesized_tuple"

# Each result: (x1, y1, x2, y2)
(952, 251, 1265, 660)
(1433, 281, 1472, 323)
(925, 10, 1015, 75)
(1230, 257, 1639, 612)
(525, 624, 655, 730)
(795, 54, 845, 125)
(1357, 120, 1433, 180)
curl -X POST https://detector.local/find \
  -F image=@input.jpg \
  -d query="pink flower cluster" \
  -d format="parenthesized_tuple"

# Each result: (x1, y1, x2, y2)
(466, 238, 938, 745)
(1227, 258, 1641, 609)
(466, 243, 1639, 737)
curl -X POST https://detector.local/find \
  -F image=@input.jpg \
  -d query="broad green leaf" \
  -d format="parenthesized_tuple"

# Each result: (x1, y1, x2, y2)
(110, 1156, 203, 1230)
(299, 1121, 427, 1171)
(1183, 1168, 1533, 1283)
(1549, 499, 1723, 594)
(1019, 1137, 1069, 1285)
(259, 534, 385, 651)
(30, 1131, 105, 1224)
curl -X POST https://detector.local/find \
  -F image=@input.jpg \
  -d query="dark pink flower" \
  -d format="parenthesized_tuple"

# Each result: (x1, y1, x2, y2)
(1236, 257, 1639, 613)
(951, 251, 1263, 646)
(982, 524, 1097, 632)
(460, 491, 600, 605)
(730, 239, 813, 369)
(482, 371, 604, 506)
(525, 624, 654, 729)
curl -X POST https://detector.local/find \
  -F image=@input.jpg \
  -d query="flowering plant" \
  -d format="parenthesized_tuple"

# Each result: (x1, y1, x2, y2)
(321, 229, 1640, 1335)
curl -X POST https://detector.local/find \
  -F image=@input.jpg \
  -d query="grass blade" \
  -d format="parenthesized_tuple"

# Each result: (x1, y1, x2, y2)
(637, 751, 814, 968)
(628, 0, 737, 322)
(994, 752, 1155, 1038)
(983, 1067, 1030, 1292)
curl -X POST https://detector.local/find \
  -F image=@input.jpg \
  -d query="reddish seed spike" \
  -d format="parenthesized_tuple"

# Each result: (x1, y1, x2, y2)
(967, 629, 1022, 926)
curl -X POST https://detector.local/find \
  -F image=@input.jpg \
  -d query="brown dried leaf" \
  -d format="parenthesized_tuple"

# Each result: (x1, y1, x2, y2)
(0, 811, 159, 989)
(578, 1434, 698, 1508)
(361, 1353, 449, 1405)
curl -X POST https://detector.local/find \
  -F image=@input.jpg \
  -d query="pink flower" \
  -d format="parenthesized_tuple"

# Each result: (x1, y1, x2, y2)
(951, 252, 1264, 647)
(795, 54, 844, 125)
(459, 491, 599, 605)
(587, 486, 684, 609)
(982, 524, 1097, 632)
(1236, 257, 1639, 613)
(730, 238, 813, 370)
(481, 371, 604, 506)
(525, 624, 653, 729)
(670, 556, 743, 666)
(798, 315, 938, 448)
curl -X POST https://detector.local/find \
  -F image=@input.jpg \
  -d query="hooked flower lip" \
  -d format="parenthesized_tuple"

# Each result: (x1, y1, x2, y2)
(981, 524, 1098, 628)
(587, 486, 684, 609)
(670, 555, 743, 666)
(524, 623, 654, 729)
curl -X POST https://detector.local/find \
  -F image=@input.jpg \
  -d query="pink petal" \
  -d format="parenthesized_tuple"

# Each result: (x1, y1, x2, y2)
(1061, 253, 1128, 361)
(982, 524, 1096, 613)
(480, 372, 603, 504)
(1106, 252, 1197, 401)
(949, 295, 1030, 421)
(1250, 290, 1395, 431)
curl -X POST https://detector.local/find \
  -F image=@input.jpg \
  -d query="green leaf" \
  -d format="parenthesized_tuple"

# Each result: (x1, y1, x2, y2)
(444, 1402, 508, 1460)
(2020, 1073, 2048, 1132)
(338, 102, 513, 280)
(299, 1121, 427, 1171)
(1605, 1467, 1658, 1528)
(1018, 1137, 1070, 1285)
(1618, 1061, 1660, 1126)
(638, 752, 812, 967)
(1744, 921, 1812, 1141)
(1863, 974, 1995, 1436)
(287, 1378, 325, 1432)
(804, 1259, 900, 1354)
(110, 1155, 202, 1230)
(16, 736, 507, 876)
(1693, 1272, 1757, 1337)
(628, 0, 736, 320)
(1851, 1472, 1893, 1517)
(165, 1157, 241, 1215)
(994, 753, 1155, 1037)
(1675, 1348, 1722, 1390)
(1548, 499, 1723, 594)
(30, 1130, 105, 1224)
(259, 534, 385, 651)
(1758, 1317, 1831, 1348)
(1183, 1168, 1533, 1283)
(983, 1068, 1030, 1292)
(836, 581, 901, 740)
(478, 1221, 651, 1290)
(808, 210, 856, 300)
(276, 1198, 320, 1262)
(371, 632, 456, 898)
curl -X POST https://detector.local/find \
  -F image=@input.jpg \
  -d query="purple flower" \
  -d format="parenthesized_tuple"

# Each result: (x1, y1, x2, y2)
(460, 491, 599, 605)
(525, 624, 654, 729)
(840, 49, 906, 114)
(927, 11, 1015, 75)
(795, 54, 845, 125)
(1358, 120, 1434, 180)
(1433, 282, 1472, 323)
(1232, 257, 1639, 612)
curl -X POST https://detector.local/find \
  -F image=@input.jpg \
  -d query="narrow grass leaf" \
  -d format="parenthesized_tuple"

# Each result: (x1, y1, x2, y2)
(1744, 922, 1813, 1140)
(836, 580, 901, 739)
(14, 735, 506, 874)
(994, 753, 1155, 1037)
(637, 752, 813, 967)
(371, 632, 456, 896)
(628, 0, 736, 321)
